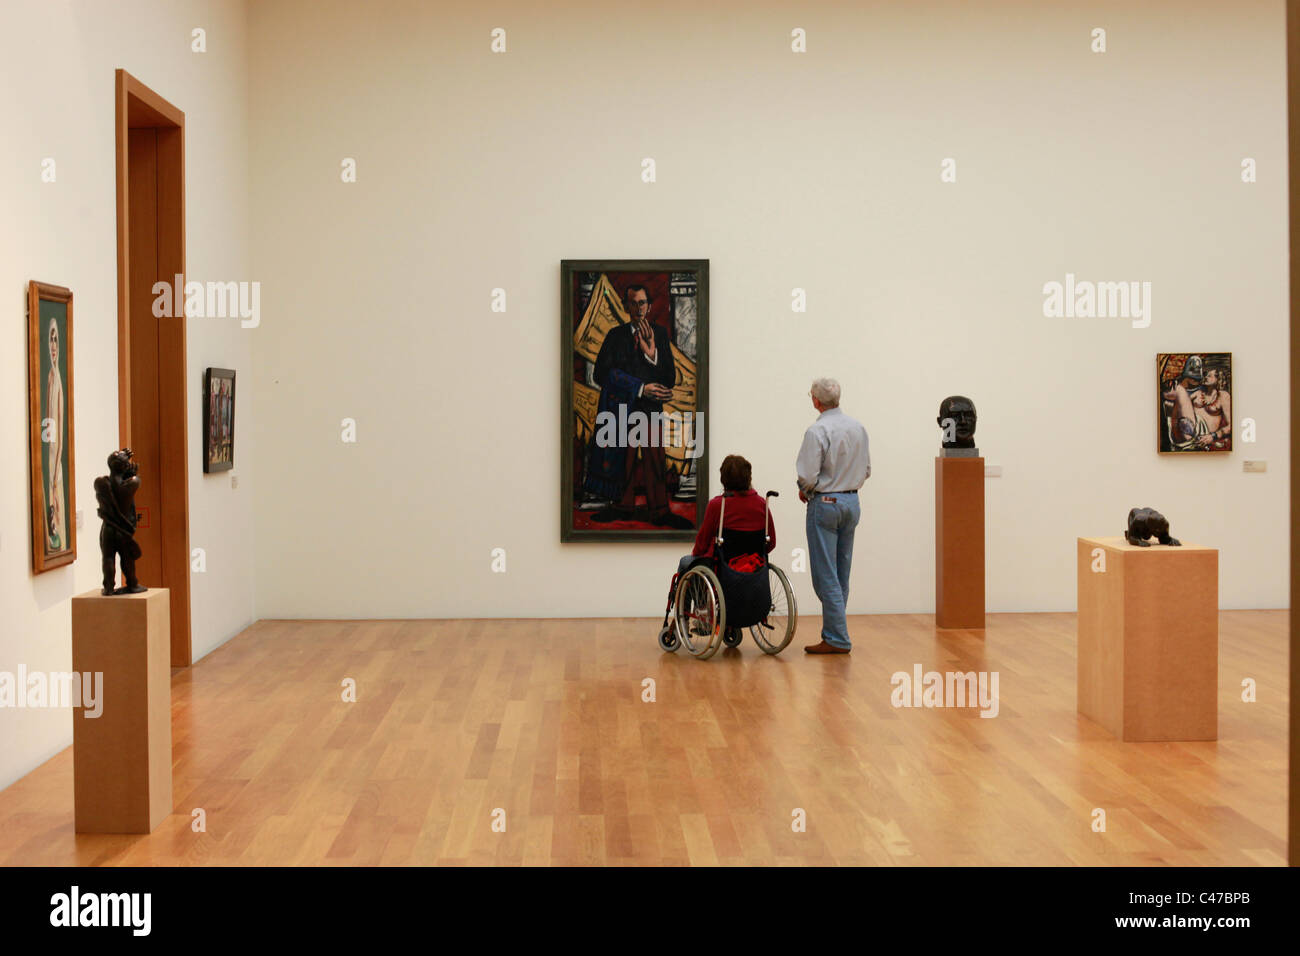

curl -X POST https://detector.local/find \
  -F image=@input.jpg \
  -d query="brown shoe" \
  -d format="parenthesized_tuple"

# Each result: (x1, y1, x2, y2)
(804, 640, 850, 654)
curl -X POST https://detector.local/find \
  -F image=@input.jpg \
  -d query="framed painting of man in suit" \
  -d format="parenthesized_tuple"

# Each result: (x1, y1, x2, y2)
(562, 259, 709, 541)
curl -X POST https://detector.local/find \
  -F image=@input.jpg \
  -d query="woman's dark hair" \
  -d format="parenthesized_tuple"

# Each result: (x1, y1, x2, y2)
(719, 454, 752, 492)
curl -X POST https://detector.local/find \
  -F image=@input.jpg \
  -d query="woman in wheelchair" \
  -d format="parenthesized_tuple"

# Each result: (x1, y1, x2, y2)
(661, 455, 798, 658)
(678, 455, 775, 576)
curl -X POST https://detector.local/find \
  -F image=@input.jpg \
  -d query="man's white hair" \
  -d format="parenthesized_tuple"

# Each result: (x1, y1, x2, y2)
(811, 377, 841, 408)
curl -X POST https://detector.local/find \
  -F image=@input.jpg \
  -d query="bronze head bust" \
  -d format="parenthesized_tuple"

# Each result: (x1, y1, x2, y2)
(938, 396, 977, 450)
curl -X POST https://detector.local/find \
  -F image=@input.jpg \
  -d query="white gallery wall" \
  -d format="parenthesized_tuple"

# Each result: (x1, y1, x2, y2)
(0, 0, 255, 789)
(0, 0, 1288, 794)
(248, 0, 1288, 620)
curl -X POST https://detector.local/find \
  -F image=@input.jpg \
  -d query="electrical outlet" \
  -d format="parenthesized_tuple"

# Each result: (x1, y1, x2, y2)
(231, 474, 239, 489)
(1243, 460, 1267, 473)
(985, 465, 1003, 478)
(75, 509, 84, 529)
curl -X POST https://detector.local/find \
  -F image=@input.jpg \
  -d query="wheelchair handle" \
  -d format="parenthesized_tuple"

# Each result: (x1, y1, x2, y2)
(719, 489, 780, 547)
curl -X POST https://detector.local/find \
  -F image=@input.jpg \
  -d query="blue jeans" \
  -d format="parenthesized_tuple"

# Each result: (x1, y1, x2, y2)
(805, 492, 860, 649)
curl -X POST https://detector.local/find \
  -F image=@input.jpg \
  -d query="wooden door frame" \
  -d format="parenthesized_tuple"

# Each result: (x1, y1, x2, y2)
(1289, 0, 1299, 868)
(115, 69, 191, 667)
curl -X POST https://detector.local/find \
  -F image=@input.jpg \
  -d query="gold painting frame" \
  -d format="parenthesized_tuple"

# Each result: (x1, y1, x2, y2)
(28, 281, 76, 572)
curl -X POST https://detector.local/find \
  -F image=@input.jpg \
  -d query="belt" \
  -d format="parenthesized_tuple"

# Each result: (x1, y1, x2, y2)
(817, 490, 857, 495)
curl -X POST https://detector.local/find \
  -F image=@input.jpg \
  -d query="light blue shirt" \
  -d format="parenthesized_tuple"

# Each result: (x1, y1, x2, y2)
(796, 407, 871, 495)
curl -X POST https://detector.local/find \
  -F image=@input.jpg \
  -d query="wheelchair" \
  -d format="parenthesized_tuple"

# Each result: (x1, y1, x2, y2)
(657, 490, 797, 659)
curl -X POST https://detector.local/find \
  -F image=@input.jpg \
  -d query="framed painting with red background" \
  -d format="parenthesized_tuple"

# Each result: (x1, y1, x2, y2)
(562, 260, 709, 541)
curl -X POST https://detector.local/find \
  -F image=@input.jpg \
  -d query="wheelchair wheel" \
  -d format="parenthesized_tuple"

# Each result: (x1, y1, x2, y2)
(749, 565, 797, 655)
(722, 627, 743, 648)
(658, 624, 679, 653)
(674, 565, 725, 660)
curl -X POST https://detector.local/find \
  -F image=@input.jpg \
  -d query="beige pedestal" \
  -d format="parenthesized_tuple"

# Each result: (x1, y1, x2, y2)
(70, 588, 172, 833)
(1076, 537, 1218, 741)
(935, 457, 985, 628)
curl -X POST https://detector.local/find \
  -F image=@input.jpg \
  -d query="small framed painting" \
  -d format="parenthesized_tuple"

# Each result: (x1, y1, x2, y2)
(203, 367, 236, 473)
(1157, 352, 1233, 453)
(28, 281, 76, 573)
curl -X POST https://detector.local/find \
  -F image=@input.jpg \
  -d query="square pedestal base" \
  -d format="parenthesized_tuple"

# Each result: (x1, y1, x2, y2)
(1076, 537, 1218, 741)
(70, 588, 173, 833)
(935, 457, 985, 628)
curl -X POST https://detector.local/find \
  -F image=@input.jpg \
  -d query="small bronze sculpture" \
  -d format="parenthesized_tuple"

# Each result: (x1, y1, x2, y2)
(95, 448, 147, 595)
(937, 395, 979, 457)
(1125, 507, 1181, 547)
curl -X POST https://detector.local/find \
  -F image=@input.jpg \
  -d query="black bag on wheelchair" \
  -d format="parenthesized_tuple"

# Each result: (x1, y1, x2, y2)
(714, 527, 771, 629)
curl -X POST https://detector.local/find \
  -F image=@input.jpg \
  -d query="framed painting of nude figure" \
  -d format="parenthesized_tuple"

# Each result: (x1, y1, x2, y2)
(1157, 352, 1232, 453)
(561, 259, 709, 542)
(27, 281, 77, 573)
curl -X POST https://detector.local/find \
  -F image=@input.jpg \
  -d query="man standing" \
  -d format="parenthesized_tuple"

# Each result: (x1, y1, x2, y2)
(587, 285, 692, 528)
(796, 378, 870, 654)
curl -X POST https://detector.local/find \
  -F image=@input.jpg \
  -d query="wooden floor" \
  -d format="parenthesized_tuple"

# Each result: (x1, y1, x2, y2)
(0, 611, 1287, 866)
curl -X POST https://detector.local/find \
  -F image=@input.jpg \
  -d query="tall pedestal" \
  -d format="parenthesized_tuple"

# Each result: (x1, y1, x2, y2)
(70, 588, 172, 833)
(1076, 537, 1218, 741)
(935, 457, 985, 628)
